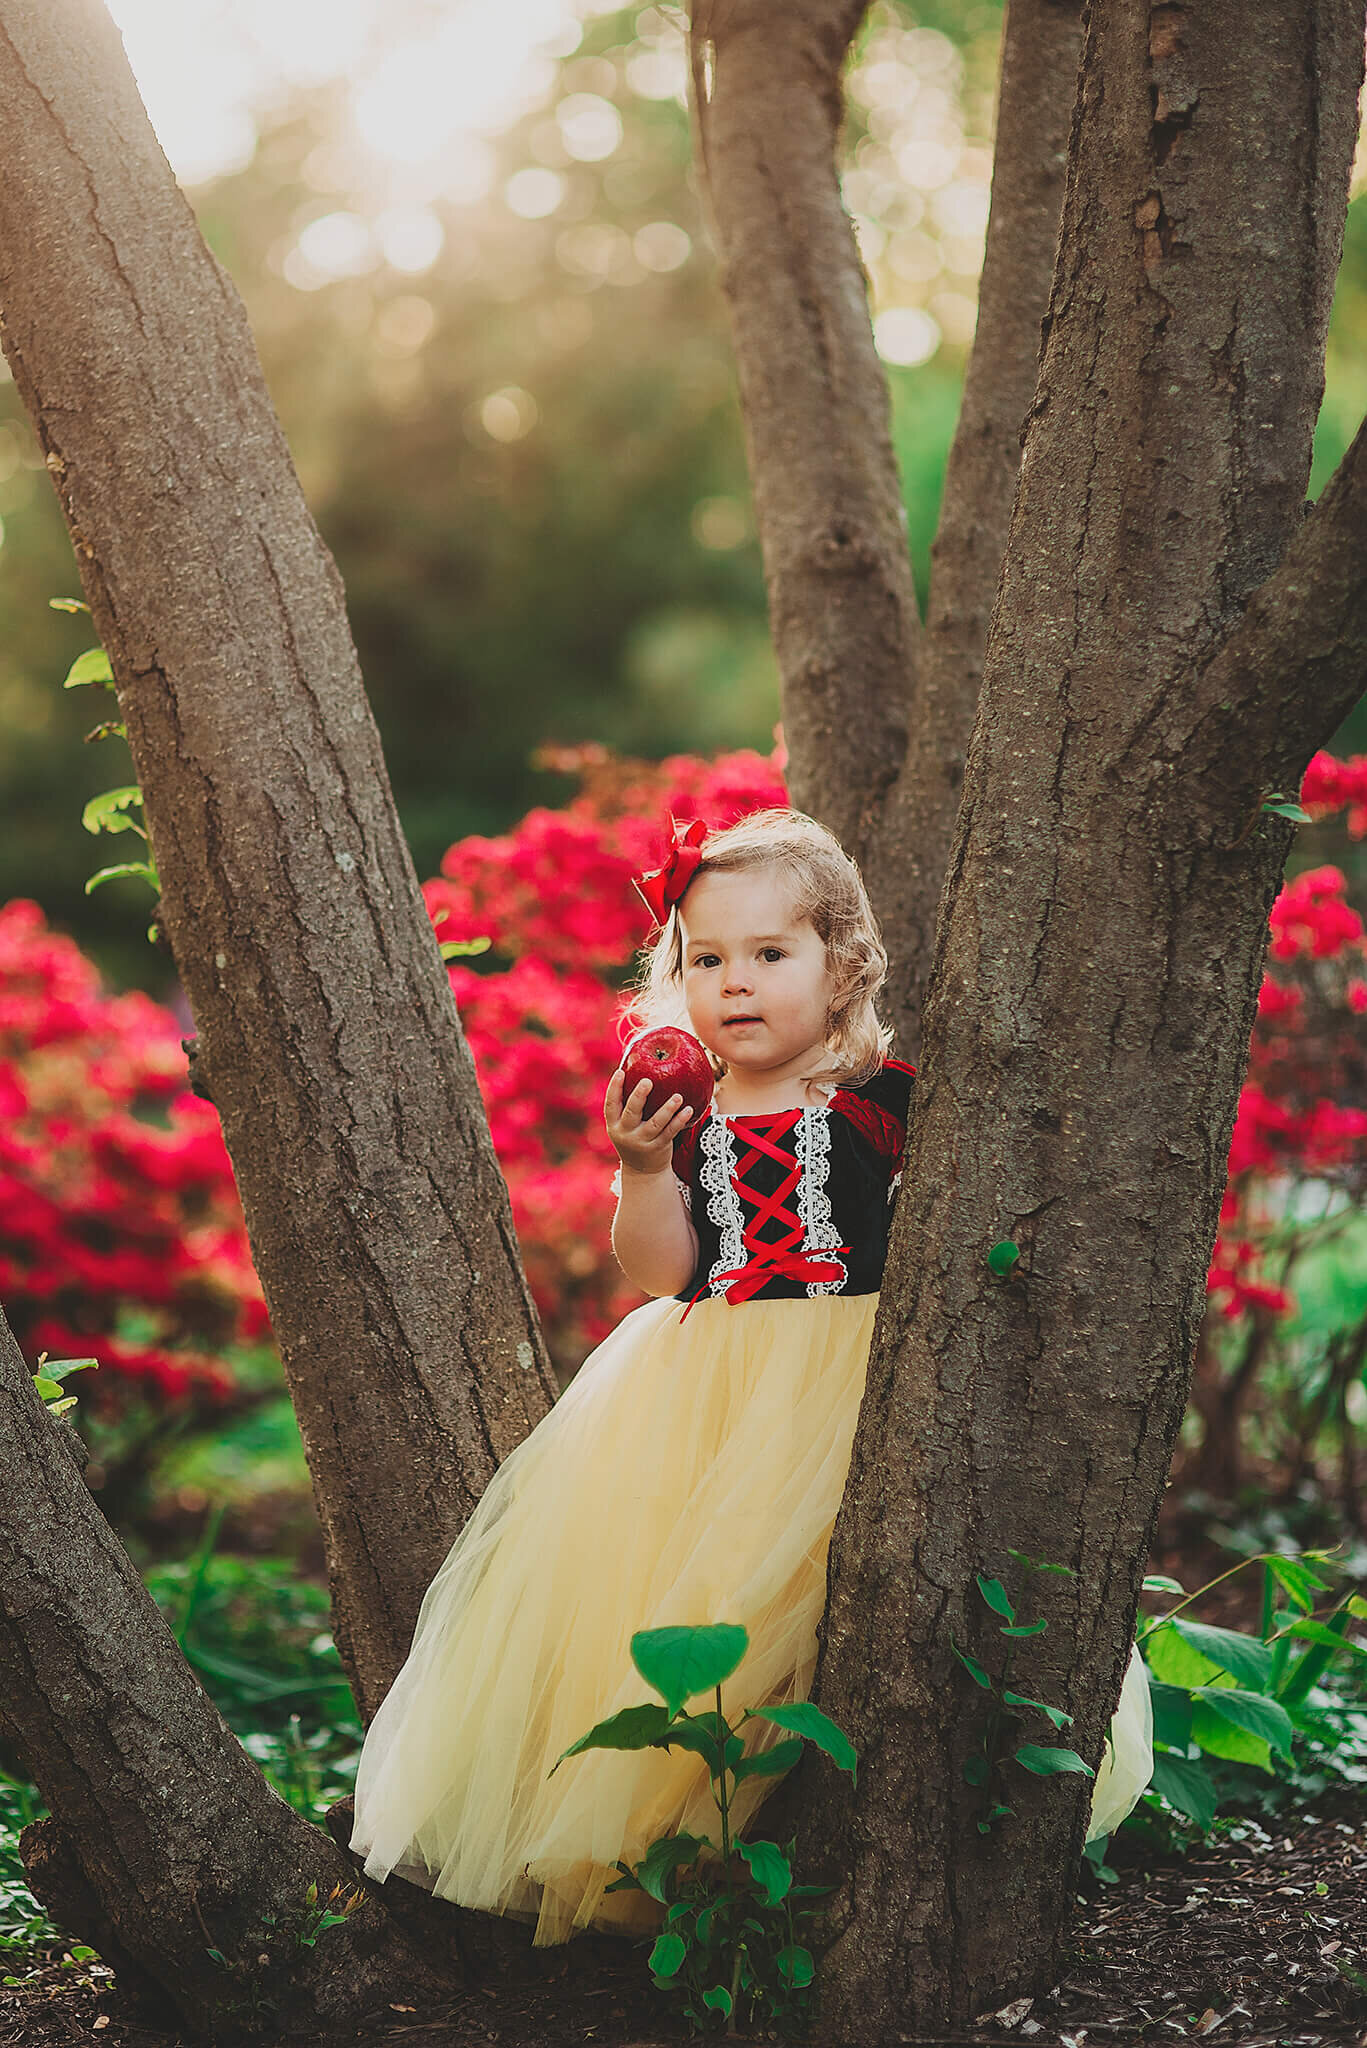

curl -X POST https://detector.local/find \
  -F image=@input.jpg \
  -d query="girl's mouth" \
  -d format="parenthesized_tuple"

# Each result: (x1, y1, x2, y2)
(723, 1016, 761, 1027)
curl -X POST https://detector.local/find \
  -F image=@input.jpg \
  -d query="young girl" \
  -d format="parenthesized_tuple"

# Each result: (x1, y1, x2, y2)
(348, 808, 1153, 1945)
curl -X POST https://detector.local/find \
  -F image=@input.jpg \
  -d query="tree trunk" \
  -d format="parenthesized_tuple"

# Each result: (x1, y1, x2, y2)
(0, 0, 557, 1723)
(801, 0, 1366, 2032)
(0, 1307, 462, 2039)
(690, 0, 919, 878)
(869, 0, 1083, 1049)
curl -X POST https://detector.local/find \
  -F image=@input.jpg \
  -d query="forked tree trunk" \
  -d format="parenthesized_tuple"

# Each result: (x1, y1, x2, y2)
(0, 1306, 462, 2040)
(800, 1, 1367, 2031)
(692, 0, 1085, 1060)
(0, 0, 556, 1723)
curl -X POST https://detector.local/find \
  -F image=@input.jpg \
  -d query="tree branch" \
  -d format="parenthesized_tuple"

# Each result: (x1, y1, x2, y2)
(0, 0, 556, 1721)
(1180, 416, 1367, 803)
(0, 1308, 459, 2035)
(871, 0, 1083, 1056)
(690, 0, 918, 869)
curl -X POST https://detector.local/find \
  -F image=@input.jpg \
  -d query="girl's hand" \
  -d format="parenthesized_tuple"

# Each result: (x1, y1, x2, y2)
(605, 1068, 693, 1177)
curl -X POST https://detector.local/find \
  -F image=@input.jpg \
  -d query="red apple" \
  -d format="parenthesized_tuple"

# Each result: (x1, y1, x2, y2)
(620, 1026, 714, 1125)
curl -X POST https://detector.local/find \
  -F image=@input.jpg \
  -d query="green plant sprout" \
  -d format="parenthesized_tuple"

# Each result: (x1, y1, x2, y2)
(52, 600, 160, 938)
(30, 1353, 98, 1420)
(554, 1621, 855, 2036)
(950, 1551, 1093, 1836)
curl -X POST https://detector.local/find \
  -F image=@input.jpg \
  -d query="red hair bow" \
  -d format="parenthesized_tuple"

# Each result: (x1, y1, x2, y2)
(632, 816, 708, 926)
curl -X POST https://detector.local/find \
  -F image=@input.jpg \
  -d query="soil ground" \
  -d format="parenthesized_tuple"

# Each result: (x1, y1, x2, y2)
(0, 1809, 1362, 2048)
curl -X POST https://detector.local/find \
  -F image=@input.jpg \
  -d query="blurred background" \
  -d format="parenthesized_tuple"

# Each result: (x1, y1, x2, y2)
(0, 1, 1365, 1933)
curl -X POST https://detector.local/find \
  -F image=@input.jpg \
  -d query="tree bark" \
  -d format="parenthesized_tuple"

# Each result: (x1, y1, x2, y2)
(869, 0, 1083, 1051)
(689, 0, 919, 874)
(0, 0, 557, 1723)
(799, 0, 1366, 2032)
(0, 1307, 462, 2039)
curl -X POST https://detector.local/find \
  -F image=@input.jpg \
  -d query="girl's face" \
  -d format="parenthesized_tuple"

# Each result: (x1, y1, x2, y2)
(678, 867, 836, 1083)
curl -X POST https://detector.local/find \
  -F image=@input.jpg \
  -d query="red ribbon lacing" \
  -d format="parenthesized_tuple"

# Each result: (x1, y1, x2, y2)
(680, 1243, 852, 1321)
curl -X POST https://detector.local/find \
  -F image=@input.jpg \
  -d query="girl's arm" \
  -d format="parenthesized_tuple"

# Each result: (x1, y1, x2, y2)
(605, 1070, 700, 1297)
(612, 1161, 699, 1297)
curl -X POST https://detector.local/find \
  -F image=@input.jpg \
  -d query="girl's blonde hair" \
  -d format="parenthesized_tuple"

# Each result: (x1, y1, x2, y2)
(623, 808, 892, 1088)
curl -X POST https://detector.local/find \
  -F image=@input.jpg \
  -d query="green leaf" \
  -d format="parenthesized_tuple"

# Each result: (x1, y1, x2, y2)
(737, 1838, 791, 1904)
(976, 1575, 1016, 1623)
(32, 1378, 63, 1402)
(1148, 1751, 1217, 1829)
(1348, 1595, 1367, 1621)
(550, 1702, 670, 1772)
(986, 1239, 1020, 1277)
(658, 1712, 725, 1774)
(1012, 1744, 1093, 1779)
(438, 935, 492, 960)
(747, 1702, 857, 1785)
(1192, 1685, 1294, 1760)
(1170, 1619, 1273, 1693)
(1189, 1700, 1273, 1774)
(731, 1737, 804, 1784)
(37, 1357, 98, 1384)
(1261, 799, 1312, 823)
(85, 861, 157, 896)
(81, 785, 144, 835)
(1273, 1617, 1367, 1662)
(962, 1752, 988, 1786)
(648, 1931, 686, 1979)
(1144, 1623, 1225, 1689)
(63, 647, 113, 689)
(776, 1944, 814, 1988)
(702, 1986, 733, 2018)
(1000, 1618, 1049, 1638)
(1002, 1690, 1072, 1730)
(950, 1636, 993, 1689)
(1142, 1574, 1186, 1595)
(49, 596, 90, 614)
(633, 1832, 707, 1904)
(1147, 1679, 1194, 1750)
(630, 1624, 748, 1715)
(1265, 1555, 1330, 1615)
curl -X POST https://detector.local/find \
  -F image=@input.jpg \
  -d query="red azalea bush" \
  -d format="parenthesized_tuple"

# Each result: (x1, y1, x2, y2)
(0, 899, 268, 1412)
(1184, 756, 1367, 1507)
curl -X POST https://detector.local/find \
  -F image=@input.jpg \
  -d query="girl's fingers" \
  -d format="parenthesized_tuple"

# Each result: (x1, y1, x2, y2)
(646, 1093, 683, 1129)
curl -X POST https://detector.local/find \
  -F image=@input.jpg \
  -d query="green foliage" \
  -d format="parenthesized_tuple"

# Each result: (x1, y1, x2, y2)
(30, 1352, 97, 1420)
(557, 1622, 856, 2035)
(1123, 1550, 1367, 1849)
(951, 1557, 1092, 1834)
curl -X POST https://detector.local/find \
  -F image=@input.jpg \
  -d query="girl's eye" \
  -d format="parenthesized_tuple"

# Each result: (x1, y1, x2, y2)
(762, 948, 785, 962)
(692, 953, 720, 969)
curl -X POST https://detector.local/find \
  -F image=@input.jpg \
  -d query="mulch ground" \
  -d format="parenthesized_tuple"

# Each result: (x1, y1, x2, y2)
(0, 1810, 1362, 2048)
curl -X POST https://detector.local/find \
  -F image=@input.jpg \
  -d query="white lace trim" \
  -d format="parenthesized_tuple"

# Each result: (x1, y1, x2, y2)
(699, 1114, 746, 1292)
(794, 1109, 847, 1294)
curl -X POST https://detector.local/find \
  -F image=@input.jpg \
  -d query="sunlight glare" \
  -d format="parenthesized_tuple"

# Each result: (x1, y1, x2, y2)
(104, 0, 581, 190)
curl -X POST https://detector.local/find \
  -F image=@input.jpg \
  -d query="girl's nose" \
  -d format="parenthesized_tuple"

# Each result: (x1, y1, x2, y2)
(722, 967, 753, 995)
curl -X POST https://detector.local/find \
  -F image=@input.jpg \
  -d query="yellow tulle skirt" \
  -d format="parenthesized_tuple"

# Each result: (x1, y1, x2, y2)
(348, 1293, 1153, 1945)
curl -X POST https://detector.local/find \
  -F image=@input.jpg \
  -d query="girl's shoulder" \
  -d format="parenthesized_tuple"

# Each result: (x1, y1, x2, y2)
(834, 1056, 916, 1119)
(828, 1057, 916, 1165)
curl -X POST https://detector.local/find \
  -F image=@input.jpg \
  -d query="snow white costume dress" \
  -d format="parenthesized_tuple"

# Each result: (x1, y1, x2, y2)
(348, 1055, 1154, 1943)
